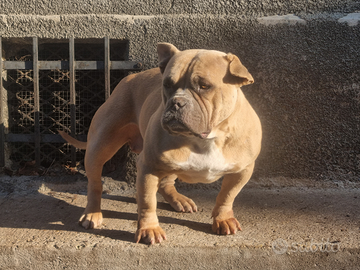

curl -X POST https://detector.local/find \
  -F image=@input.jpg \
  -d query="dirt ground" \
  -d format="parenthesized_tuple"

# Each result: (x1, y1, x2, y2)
(0, 168, 359, 269)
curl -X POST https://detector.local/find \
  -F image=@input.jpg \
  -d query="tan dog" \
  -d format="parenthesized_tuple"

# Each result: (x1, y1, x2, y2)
(59, 43, 262, 244)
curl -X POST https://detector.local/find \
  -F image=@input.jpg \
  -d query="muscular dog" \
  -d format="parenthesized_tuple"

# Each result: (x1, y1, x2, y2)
(59, 43, 262, 244)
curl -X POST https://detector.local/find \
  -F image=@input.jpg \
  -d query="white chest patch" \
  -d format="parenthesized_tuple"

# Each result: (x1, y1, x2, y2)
(174, 144, 235, 183)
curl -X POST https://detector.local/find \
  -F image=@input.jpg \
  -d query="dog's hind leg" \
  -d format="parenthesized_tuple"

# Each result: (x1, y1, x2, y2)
(80, 123, 142, 229)
(158, 175, 197, 213)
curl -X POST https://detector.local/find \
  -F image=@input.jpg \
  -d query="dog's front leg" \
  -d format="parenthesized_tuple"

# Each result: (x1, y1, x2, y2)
(79, 159, 103, 229)
(212, 162, 255, 235)
(158, 174, 197, 213)
(135, 166, 166, 244)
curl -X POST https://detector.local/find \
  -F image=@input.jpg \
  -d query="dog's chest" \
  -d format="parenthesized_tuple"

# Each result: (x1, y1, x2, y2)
(174, 145, 235, 183)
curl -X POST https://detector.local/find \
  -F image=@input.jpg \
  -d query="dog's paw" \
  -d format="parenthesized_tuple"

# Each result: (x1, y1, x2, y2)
(135, 226, 167, 245)
(79, 212, 103, 229)
(164, 193, 198, 213)
(212, 217, 242, 235)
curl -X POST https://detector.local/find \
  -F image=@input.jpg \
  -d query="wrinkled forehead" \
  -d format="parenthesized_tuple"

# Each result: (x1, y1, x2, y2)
(164, 49, 228, 82)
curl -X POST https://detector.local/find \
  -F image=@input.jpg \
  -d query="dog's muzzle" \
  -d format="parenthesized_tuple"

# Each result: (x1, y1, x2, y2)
(162, 96, 190, 135)
(162, 96, 210, 139)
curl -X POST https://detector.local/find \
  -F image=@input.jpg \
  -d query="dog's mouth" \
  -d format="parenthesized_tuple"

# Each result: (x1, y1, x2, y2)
(162, 117, 210, 139)
(198, 131, 210, 139)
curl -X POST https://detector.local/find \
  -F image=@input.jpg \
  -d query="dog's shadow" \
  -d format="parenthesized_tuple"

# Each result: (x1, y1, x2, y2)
(102, 194, 213, 235)
(0, 192, 136, 243)
(0, 189, 211, 244)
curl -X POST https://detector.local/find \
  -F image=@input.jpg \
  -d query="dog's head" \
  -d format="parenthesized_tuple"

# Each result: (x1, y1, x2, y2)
(158, 43, 254, 139)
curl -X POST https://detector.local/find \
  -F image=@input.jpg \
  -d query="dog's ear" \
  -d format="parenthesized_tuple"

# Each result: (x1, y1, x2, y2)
(157, 43, 180, 73)
(226, 53, 254, 86)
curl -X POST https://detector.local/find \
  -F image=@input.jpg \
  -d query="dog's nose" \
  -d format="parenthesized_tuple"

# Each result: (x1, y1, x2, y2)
(172, 97, 187, 110)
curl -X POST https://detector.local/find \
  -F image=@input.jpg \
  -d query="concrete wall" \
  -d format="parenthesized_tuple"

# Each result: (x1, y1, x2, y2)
(1, 1, 359, 181)
(1, 1, 358, 15)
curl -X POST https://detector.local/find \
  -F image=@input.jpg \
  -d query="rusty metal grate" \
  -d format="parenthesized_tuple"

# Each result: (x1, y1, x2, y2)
(0, 37, 142, 168)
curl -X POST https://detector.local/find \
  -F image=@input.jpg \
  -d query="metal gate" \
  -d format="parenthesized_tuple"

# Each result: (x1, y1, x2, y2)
(0, 37, 142, 168)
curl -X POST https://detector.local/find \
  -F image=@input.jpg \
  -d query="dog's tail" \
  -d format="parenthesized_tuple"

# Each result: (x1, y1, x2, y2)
(58, 130, 87, 150)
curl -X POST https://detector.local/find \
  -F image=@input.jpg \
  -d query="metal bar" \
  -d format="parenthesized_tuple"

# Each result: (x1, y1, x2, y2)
(3, 60, 142, 70)
(69, 37, 76, 167)
(39, 61, 69, 70)
(3, 61, 34, 70)
(111, 61, 142, 70)
(6, 133, 87, 143)
(5, 134, 35, 143)
(0, 37, 5, 167)
(33, 37, 41, 167)
(3, 61, 67, 70)
(104, 37, 111, 100)
(76, 61, 105, 70)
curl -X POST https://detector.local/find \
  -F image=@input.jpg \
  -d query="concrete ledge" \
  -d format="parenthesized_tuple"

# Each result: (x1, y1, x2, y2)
(0, 175, 359, 269)
(1, 0, 359, 16)
(338, 12, 360, 26)
(257, 14, 306, 25)
(1, 12, 359, 30)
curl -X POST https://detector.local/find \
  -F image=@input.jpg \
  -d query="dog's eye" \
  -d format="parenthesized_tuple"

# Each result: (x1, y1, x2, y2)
(199, 84, 211, 91)
(196, 77, 212, 91)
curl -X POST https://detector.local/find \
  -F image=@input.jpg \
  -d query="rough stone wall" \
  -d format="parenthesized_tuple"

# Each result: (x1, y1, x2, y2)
(1, 1, 359, 181)
(1, 0, 358, 15)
